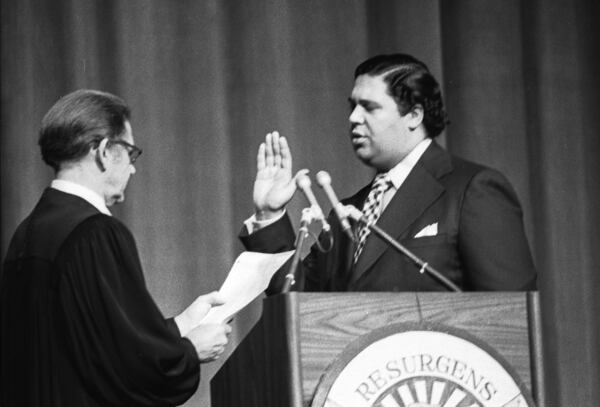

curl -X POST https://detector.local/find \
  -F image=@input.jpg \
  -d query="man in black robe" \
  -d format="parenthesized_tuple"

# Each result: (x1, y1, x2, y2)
(0, 89, 231, 406)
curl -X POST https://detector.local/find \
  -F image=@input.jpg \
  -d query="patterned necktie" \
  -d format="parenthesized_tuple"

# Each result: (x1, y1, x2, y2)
(353, 173, 392, 263)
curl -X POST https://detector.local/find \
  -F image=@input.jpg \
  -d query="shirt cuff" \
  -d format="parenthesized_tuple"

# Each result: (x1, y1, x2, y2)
(244, 210, 286, 234)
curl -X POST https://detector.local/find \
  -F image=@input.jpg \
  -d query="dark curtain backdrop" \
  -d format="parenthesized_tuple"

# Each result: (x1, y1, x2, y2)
(2, 1, 598, 406)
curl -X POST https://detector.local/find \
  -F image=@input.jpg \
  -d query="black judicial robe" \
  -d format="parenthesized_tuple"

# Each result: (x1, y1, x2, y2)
(0, 188, 200, 407)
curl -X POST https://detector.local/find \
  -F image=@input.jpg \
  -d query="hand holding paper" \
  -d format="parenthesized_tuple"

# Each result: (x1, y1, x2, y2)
(175, 291, 225, 336)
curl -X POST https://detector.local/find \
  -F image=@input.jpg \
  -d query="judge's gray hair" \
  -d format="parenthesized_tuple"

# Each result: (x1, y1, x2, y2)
(38, 89, 131, 172)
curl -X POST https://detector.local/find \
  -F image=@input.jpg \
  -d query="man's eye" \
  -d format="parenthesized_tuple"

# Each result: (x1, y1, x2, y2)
(363, 103, 377, 112)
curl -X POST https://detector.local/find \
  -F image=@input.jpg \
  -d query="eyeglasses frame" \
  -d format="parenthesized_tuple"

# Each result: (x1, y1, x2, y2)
(108, 139, 143, 165)
(91, 137, 142, 165)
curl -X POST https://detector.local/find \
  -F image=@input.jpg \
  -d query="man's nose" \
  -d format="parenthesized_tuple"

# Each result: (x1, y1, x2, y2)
(349, 106, 363, 124)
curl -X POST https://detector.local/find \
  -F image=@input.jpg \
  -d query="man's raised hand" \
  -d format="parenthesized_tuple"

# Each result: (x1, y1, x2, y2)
(253, 131, 306, 220)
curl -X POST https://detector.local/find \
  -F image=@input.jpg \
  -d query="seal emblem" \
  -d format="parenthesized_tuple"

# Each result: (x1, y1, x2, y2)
(311, 323, 534, 407)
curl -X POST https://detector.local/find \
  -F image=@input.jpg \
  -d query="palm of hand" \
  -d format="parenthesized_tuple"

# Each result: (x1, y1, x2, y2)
(254, 164, 293, 212)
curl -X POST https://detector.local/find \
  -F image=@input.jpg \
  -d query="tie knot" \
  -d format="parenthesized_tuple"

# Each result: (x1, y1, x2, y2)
(372, 173, 391, 191)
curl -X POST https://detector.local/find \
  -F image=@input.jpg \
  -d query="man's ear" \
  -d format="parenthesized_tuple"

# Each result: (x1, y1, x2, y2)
(94, 138, 110, 172)
(407, 104, 424, 131)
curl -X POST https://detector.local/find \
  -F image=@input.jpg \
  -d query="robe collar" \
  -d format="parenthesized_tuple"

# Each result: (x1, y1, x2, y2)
(51, 179, 111, 216)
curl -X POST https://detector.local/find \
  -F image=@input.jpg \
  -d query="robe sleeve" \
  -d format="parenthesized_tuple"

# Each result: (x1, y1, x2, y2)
(56, 214, 200, 406)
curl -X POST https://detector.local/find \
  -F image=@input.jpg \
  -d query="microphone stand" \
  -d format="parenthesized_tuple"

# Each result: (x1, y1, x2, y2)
(282, 208, 312, 293)
(367, 222, 462, 292)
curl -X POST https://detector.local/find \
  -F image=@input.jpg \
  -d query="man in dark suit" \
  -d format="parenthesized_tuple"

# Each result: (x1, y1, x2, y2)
(0, 90, 231, 406)
(240, 53, 536, 293)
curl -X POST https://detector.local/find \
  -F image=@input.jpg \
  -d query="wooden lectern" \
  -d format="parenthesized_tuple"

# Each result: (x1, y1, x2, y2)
(211, 292, 543, 406)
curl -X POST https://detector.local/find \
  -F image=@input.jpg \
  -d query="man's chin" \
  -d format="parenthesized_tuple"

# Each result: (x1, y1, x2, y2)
(353, 148, 373, 165)
(107, 193, 125, 206)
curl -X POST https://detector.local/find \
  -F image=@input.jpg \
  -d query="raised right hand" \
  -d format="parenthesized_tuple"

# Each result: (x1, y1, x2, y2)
(253, 131, 306, 220)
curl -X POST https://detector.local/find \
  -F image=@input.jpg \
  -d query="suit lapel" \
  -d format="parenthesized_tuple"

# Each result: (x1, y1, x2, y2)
(351, 142, 452, 283)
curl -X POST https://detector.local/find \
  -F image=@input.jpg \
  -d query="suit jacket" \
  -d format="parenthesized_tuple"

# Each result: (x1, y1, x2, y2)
(240, 141, 537, 293)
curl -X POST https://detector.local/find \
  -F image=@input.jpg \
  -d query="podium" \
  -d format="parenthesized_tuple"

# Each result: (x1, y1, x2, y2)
(211, 292, 543, 406)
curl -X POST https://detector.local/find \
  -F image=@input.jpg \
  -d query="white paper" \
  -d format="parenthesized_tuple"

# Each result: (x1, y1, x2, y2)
(200, 250, 294, 324)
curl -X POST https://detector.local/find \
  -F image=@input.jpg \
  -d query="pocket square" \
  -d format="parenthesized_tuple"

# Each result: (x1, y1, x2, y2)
(414, 223, 438, 238)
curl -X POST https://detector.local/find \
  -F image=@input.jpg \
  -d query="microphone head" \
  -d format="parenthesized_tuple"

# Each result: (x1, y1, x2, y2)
(296, 173, 312, 189)
(315, 170, 331, 186)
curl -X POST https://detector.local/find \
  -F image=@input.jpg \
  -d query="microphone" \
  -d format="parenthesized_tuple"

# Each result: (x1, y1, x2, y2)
(296, 174, 331, 233)
(282, 208, 312, 293)
(315, 171, 354, 241)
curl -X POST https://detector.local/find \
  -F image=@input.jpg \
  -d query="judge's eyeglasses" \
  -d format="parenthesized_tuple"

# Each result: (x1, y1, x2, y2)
(92, 137, 143, 165)
(109, 139, 142, 165)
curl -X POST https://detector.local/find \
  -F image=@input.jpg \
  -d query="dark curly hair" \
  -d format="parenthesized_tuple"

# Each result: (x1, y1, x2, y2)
(355, 54, 448, 138)
(38, 89, 131, 172)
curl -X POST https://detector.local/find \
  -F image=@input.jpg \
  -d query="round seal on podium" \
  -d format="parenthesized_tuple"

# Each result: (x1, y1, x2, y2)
(311, 323, 535, 407)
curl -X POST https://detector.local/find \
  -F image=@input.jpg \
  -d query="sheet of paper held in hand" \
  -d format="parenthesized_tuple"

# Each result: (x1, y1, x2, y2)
(200, 250, 295, 324)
